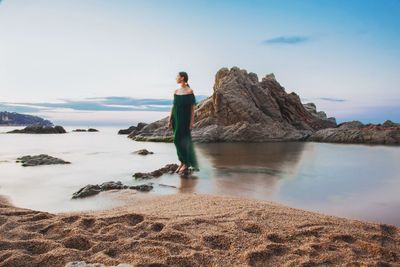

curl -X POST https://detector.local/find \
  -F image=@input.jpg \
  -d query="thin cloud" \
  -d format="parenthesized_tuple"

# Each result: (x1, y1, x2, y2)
(317, 97, 346, 102)
(300, 97, 346, 103)
(262, 35, 310, 45)
(0, 95, 208, 114)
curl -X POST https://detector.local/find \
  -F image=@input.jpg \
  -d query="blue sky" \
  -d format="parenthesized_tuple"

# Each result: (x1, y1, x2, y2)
(0, 0, 399, 125)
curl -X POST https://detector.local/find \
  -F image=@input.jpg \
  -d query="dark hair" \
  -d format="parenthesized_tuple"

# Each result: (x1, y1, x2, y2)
(178, 71, 190, 87)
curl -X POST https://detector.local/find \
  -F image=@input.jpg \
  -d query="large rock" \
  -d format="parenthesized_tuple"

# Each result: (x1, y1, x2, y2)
(308, 120, 400, 145)
(7, 125, 66, 134)
(128, 66, 336, 142)
(119, 122, 147, 135)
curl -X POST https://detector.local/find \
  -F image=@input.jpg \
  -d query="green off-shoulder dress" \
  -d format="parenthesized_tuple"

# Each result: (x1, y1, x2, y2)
(171, 92, 200, 171)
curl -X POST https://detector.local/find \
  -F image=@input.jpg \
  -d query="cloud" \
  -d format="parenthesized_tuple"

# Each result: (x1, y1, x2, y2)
(0, 95, 208, 114)
(262, 35, 310, 45)
(300, 97, 346, 102)
(317, 97, 346, 102)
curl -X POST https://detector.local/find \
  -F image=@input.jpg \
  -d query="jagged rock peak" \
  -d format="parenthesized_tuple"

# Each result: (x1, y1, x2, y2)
(264, 73, 276, 81)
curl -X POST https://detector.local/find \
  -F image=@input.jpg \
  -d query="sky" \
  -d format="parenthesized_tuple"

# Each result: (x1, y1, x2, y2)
(1, 0, 399, 125)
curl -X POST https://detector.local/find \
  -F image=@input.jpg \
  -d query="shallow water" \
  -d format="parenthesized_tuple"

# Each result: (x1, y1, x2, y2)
(0, 126, 399, 226)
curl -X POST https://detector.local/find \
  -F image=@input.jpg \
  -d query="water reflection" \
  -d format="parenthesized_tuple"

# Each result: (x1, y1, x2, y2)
(195, 142, 306, 199)
(1, 126, 399, 226)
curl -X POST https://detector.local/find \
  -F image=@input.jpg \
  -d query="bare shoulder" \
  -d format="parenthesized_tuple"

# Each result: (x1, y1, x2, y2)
(188, 88, 194, 94)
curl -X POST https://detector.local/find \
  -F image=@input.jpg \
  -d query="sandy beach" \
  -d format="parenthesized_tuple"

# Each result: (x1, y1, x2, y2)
(1, 191, 399, 267)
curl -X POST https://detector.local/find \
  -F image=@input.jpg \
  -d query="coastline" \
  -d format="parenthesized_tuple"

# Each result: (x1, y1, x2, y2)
(1, 191, 399, 266)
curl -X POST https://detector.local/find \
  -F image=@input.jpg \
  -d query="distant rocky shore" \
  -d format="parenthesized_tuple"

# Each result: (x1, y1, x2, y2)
(125, 66, 399, 145)
(0, 111, 53, 126)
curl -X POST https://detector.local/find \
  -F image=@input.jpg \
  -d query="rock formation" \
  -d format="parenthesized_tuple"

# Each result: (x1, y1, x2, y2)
(119, 123, 148, 135)
(308, 120, 400, 145)
(7, 125, 66, 134)
(72, 181, 153, 199)
(128, 66, 336, 142)
(16, 154, 71, 166)
(303, 102, 336, 124)
(0, 111, 53, 126)
(133, 164, 179, 179)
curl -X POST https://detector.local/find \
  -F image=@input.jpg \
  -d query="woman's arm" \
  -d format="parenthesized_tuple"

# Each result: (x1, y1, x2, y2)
(167, 91, 175, 129)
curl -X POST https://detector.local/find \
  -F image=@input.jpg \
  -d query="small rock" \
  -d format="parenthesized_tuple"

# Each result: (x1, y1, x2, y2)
(72, 184, 101, 199)
(133, 149, 154, 155)
(72, 181, 153, 199)
(88, 128, 99, 132)
(129, 184, 153, 192)
(16, 154, 71, 166)
(133, 163, 179, 180)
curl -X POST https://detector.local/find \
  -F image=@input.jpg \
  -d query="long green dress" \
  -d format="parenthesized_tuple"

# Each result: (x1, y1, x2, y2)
(171, 92, 200, 171)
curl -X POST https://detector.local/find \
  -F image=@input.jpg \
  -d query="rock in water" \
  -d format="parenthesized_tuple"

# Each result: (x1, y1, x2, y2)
(119, 122, 148, 135)
(128, 66, 336, 142)
(7, 125, 66, 134)
(72, 128, 99, 132)
(308, 120, 400, 145)
(133, 164, 179, 179)
(133, 149, 154, 155)
(16, 154, 71, 166)
(72, 184, 102, 199)
(72, 181, 153, 199)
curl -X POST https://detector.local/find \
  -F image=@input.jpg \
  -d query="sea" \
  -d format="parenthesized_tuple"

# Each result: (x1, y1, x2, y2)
(0, 125, 399, 226)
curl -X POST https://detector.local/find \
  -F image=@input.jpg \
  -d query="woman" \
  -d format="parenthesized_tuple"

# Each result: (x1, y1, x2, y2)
(167, 71, 200, 175)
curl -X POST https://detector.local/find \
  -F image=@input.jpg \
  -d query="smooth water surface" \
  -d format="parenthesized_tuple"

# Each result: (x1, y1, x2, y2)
(0, 126, 399, 225)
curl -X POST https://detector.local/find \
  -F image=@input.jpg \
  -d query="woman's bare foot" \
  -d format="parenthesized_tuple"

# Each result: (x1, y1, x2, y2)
(175, 163, 184, 173)
(178, 164, 188, 174)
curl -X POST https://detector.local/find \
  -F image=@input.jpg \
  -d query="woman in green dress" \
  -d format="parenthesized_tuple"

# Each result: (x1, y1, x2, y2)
(167, 71, 200, 175)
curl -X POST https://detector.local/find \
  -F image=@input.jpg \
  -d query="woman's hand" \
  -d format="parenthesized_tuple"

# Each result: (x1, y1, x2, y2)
(189, 121, 194, 130)
(167, 117, 172, 130)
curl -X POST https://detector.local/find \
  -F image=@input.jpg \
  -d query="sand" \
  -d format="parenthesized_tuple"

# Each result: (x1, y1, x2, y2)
(0, 191, 399, 267)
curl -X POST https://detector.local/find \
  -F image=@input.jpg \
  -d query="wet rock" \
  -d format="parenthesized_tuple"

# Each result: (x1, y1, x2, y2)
(128, 184, 154, 192)
(72, 184, 102, 199)
(7, 125, 66, 134)
(133, 149, 154, 155)
(72, 128, 99, 132)
(308, 120, 400, 145)
(133, 163, 179, 179)
(16, 154, 71, 166)
(119, 122, 147, 135)
(99, 181, 125, 190)
(72, 181, 153, 199)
